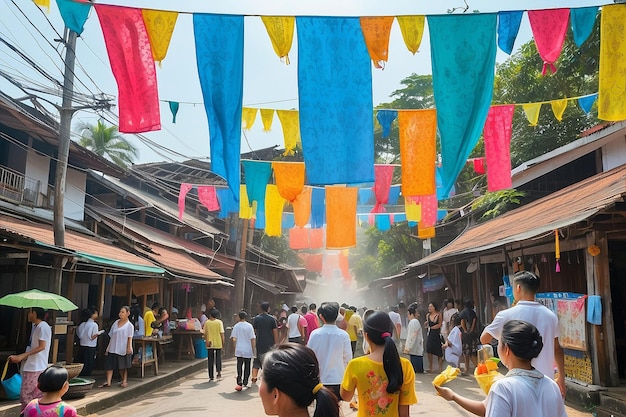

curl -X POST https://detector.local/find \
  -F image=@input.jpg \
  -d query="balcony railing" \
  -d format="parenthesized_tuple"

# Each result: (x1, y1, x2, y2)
(0, 165, 42, 206)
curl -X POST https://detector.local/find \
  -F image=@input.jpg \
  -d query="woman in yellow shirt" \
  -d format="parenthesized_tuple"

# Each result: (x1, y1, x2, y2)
(341, 311, 417, 417)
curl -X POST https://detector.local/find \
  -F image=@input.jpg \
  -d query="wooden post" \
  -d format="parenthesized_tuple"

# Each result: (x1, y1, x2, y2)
(98, 269, 106, 320)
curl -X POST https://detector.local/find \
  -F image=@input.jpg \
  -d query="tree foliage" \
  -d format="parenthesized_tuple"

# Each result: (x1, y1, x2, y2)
(77, 120, 139, 169)
(471, 189, 526, 222)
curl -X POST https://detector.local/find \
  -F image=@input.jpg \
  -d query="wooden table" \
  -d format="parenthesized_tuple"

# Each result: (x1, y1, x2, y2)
(171, 330, 203, 360)
(132, 336, 172, 377)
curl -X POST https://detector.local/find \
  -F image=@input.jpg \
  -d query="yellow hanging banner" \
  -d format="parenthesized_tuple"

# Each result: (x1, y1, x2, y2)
(142, 9, 178, 64)
(261, 16, 295, 64)
(260, 109, 275, 132)
(242, 107, 258, 130)
(417, 226, 435, 239)
(396, 16, 425, 55)
(522, 103, 542, 126)
(239, 185, 253, 219)
(360, 16, 395, 68)
(406, 200, 422, 222)
(550, 99, 568, 121)
(276, 110, 300, 155)
(598, 5, 626, 121)
(265, 185, 286, 237)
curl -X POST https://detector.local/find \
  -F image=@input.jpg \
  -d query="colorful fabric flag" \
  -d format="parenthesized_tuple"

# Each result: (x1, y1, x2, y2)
(376, 215, 391, 231)
(388, 185, 401, 205)
(522, 103, 542, 126)
(411, 194, 438, 228)
(242, 107, 258, 130)
(372, 165, 394, 213)
(242, 160, 272, 212)
(297, 17, 374, 186)
(405, 199, 421, 222)
(571, 6, 598, 47)
(265, 185, 285, 237)
(292, 187, 312, 227)
(289, 227, 309, 250)
(323, 253, 339, 278)
(310, 227, 324, 248)
(360, 16, 395, 69)
(528, 9, 570, 75)
(578, 93, 598, 114)
(216, 187, 238, 219)
(33, 0, 49, 12)
(168, 101, 179, 123)
(551, 99, 568, 121)
(56, 0, 91, 35)
(398, 109, 437, 197)
(473, 158, 486, 175)
(310, 187, 326, 228)
(376, 109, 398, 138)
(194, 14, 244, 204)
(325, 186, 357, 249)
(599, 5, 626, 122)
(396, 15, 425, 55)
(95, 5, 161, 134)
(239, 185, 253, 219)
(358, 188, 374, 205)
(338, 250, 351, 280)
(272, 161, 305, 202)
(142, 9, 178, 64)
(282, 212, 295, 230)
(484, 105, 515, 192)
(276, 110, 300, 155)
(305, 253, 323, 273)
(261, 16, 295, 64)
(497, 10, 523, 55)
(260, 109, 275, 131)
(428, 14, 497, 197)
(197, 186, 219, 211)
(418, 226, 436, 239)
(177, 183, 193, 220)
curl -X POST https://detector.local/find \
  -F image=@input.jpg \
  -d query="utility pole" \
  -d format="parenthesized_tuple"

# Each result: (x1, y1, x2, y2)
(53, 28, 77, 293)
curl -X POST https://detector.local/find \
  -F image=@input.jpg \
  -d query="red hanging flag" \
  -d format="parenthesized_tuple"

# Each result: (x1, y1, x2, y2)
(473, 158, 486, 175)
(197, 186, 220, 211)
(528, 9, 570, 75)
(484, 105, 515, 192)
(371, 165, 394, 213)
(178, 183, 193, 220)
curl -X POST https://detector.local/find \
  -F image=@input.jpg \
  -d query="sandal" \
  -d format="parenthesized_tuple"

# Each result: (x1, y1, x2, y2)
(98, 383, 111, 388)
(251, 377, 257, 384)
(120, 382, 128, 388)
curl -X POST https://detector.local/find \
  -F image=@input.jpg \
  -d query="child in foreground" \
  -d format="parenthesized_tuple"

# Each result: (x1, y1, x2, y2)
(22, 365, 80, 417)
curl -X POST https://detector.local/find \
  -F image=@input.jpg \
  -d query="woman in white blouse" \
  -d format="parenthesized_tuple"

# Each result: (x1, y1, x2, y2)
(76, 307, 103, 376)
(99, 306, 134, 388)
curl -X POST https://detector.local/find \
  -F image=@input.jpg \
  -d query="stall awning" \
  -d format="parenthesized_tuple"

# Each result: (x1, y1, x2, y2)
(0, 215, 165, 275)
(406, 165, 626, 270)
(247, 275, 288, 295)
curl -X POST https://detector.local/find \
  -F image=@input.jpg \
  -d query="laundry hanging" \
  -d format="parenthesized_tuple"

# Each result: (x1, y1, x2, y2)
(360, 16, 395, 69)
(197, 186, 220, 211)
(56, 0, 92, 35)
(194, 13, 244, 204)
(242, 160, 272, 212)
(528, 9, 570, 75)
(325, 186, 357, 249)
(396, 15, 425, 55)
(428, 13, 497, 197)
(497, 10, 523, 55)
(297, 16, 374, 186)
(399, 109, 437, 197)
(142, 9, 178, 64)
(276, 110, 301, 154)
(292, 187, 312, 227)
(260, 109, 275, 131)
(272, 161, 305, 202)
(376, 109, 398, 139)
(177, 183, 193, 220)
(265, 185, 286, 237)
(522, 103, 542, 126)
(551, 99, 568, 121)
(372, 165, 394, 213)
(598, 4, 626, 122)
(261, 16, 295, 64)
(95, 4, 161, 134)
(570, 6, 598, 47)
(484, 105, 515, 192)
(242, 107, 258, 130)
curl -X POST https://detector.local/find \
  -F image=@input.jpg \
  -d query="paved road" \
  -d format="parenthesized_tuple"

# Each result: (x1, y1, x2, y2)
(90, 358, 590, 417)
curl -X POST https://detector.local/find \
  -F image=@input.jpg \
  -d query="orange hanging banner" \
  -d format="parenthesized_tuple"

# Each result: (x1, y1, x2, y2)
(289, 227, 309, 250)
(359, 16, 395, 68)
(399, 109, 437, 196)
(292, 187, 312, 227)
(309, 227, 324, 249)
(272, 161, 306, 202)
(325, 186, 357, 249)
(338, 250, 351, 280)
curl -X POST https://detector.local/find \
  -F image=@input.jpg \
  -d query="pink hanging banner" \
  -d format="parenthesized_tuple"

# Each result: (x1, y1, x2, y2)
(197, 186, 220, 211)
(484, 105, 515, 192)
(409, 194, 437, 228)
(95, 4, 161, 133)
(473, 158, 485, 175)
(178, 183, 193, 220)
(528, 9, 570, 75)
(371, 165, 394, 213)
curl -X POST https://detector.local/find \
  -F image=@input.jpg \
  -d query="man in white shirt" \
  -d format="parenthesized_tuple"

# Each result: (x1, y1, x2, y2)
(481, 270, 566, 397)
(9, 307, 51, 411)
(286, 306, 304, 344)
(307, 301, 352, 401)
(388, 305, 402, 348)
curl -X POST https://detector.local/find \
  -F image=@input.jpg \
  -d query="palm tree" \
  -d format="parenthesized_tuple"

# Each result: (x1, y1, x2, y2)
(77, 120, 139, 169)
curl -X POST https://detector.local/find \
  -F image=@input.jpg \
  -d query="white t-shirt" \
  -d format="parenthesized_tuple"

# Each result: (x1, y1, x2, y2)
(231, 321, 256, 358)
(485, 369, 566, 417)
(444, 326, 462, 366)
(482, 301, 559, 377)
(77, 319, 99, 348)
(388, 311, 401, 337)
(287, 313, 301, 338)
(307, 324, 352, 385)
(107, 320, 134, 356)
(24, 321, 51, 372)
(442, 307, 459, 336)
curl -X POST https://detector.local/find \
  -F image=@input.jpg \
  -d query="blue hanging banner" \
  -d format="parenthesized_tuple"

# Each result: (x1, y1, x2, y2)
(578, 93, 598, 114)
(56, 0, 92, 35)
(242, 161, 272, 212)
(310, 187, 326, 228)
(496, 10, 523, 55)
(376, 109, 398, 138)
(571, 7, 598, 47)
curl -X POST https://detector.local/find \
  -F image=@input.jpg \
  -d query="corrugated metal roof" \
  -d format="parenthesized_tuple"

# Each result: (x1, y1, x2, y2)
(406, 164, 626, 269)
(0, 215, 163, 274)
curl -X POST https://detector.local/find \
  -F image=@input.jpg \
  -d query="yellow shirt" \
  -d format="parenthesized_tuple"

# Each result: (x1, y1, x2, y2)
(342, 356, 417, 417)
(348, 314, 363, 342)
(144, 310, 156, 336)
(203, 318, 225, 349)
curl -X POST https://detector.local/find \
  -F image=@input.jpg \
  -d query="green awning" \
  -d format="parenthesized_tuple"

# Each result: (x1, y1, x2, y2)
(75, 252, 165, 275)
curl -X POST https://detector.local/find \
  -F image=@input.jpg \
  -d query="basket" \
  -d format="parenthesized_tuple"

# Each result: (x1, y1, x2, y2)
(63, 377, 94, 400)
(474, 369, 500, 394)
(53, 363, 84, 380)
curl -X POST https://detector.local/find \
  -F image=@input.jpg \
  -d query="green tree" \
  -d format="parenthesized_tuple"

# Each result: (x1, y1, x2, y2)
(259, 234, 302, 267)
(77, 120, 139, 169)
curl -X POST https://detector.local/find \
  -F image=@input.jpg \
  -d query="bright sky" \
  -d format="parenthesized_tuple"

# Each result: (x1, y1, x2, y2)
(0, 0, 606, 164)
